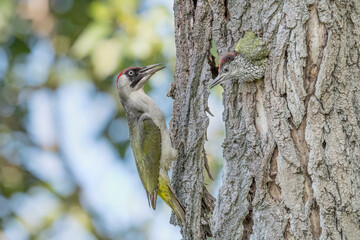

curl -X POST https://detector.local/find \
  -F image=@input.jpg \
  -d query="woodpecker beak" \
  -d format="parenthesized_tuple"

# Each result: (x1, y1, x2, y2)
(131, 63, 165, 89)
(209, 74, 225, 89)
(140, 63, 165, 79)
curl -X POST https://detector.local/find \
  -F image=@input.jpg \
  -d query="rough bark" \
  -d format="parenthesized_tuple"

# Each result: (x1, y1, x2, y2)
(171, 0, 360, 239)
(169, 1, 215, 239)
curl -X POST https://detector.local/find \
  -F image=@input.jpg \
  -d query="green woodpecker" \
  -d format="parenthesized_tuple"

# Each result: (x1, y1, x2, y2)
(209, 52, 265, 88)
(116, 64, 185, 223)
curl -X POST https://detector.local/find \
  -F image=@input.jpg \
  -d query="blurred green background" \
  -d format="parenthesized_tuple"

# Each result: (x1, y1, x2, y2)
(0, 0, 225, 239)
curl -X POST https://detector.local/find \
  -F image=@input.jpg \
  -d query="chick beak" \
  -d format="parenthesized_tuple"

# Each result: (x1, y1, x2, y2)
(209, 74, 225, 89)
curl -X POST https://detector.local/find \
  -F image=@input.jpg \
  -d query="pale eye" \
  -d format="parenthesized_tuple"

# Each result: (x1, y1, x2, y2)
(128, 71, 134, 76)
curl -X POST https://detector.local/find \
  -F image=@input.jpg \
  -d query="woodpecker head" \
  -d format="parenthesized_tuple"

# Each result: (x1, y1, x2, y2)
(209, 52, 239, 88)
(116, 63, 165, 98)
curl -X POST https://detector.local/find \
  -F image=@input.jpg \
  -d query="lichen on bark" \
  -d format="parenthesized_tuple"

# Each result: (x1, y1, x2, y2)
(235, 31, 270, 66)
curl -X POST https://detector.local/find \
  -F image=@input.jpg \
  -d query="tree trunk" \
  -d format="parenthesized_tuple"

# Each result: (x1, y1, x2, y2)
(171, 0, 360, 239)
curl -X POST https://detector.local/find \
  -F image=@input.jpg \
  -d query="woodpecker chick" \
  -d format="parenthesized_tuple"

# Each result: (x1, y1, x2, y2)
(209, 52, 265, 88)
(116, 64, 185, 223)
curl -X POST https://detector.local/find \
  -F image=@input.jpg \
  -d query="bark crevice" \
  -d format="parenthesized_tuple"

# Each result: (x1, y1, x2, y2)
(310, 199, 322, 239)
(268, 146, 282, 202)
(242, 178, 256, 240)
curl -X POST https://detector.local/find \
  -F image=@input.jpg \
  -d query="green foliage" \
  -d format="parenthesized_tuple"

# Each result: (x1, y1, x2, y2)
(0, 0, 176, 239)
(210, 40, 219, 67)
(9, 37, 31, 58)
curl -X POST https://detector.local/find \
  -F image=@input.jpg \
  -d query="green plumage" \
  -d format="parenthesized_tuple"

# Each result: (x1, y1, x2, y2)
(129, 115, 161, 209)
(117, 63, 185, 223)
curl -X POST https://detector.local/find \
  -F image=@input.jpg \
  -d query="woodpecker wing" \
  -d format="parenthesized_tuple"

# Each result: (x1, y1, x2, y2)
(129, 114, 161, 209)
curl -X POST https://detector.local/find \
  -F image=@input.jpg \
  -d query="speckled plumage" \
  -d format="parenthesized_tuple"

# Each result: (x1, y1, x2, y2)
(209, 52, 265, 88)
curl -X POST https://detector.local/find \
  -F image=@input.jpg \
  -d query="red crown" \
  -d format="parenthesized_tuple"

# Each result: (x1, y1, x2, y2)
(116, 66, 136, 90)
(218, 52, 239, 71)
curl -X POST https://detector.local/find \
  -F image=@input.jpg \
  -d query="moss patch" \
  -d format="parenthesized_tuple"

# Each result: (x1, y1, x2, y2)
(235, 31, 269, 66)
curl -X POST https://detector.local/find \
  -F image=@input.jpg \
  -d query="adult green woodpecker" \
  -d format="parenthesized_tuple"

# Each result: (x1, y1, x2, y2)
(116, 64, 185, 223)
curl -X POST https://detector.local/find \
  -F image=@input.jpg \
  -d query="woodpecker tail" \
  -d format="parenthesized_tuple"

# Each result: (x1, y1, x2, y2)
(158, 175, 185, 224)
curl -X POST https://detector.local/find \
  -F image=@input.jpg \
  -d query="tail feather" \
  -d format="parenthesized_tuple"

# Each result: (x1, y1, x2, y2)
(146, 190, 158, 210)
(166, 188, 186, 223)
(158, 176, 185, 224)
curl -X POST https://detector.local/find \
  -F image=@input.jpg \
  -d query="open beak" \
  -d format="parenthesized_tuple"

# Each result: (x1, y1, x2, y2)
(209, 74, 225, 89)
(130, 63, 165, 89)
(140, 63, 165, 78)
